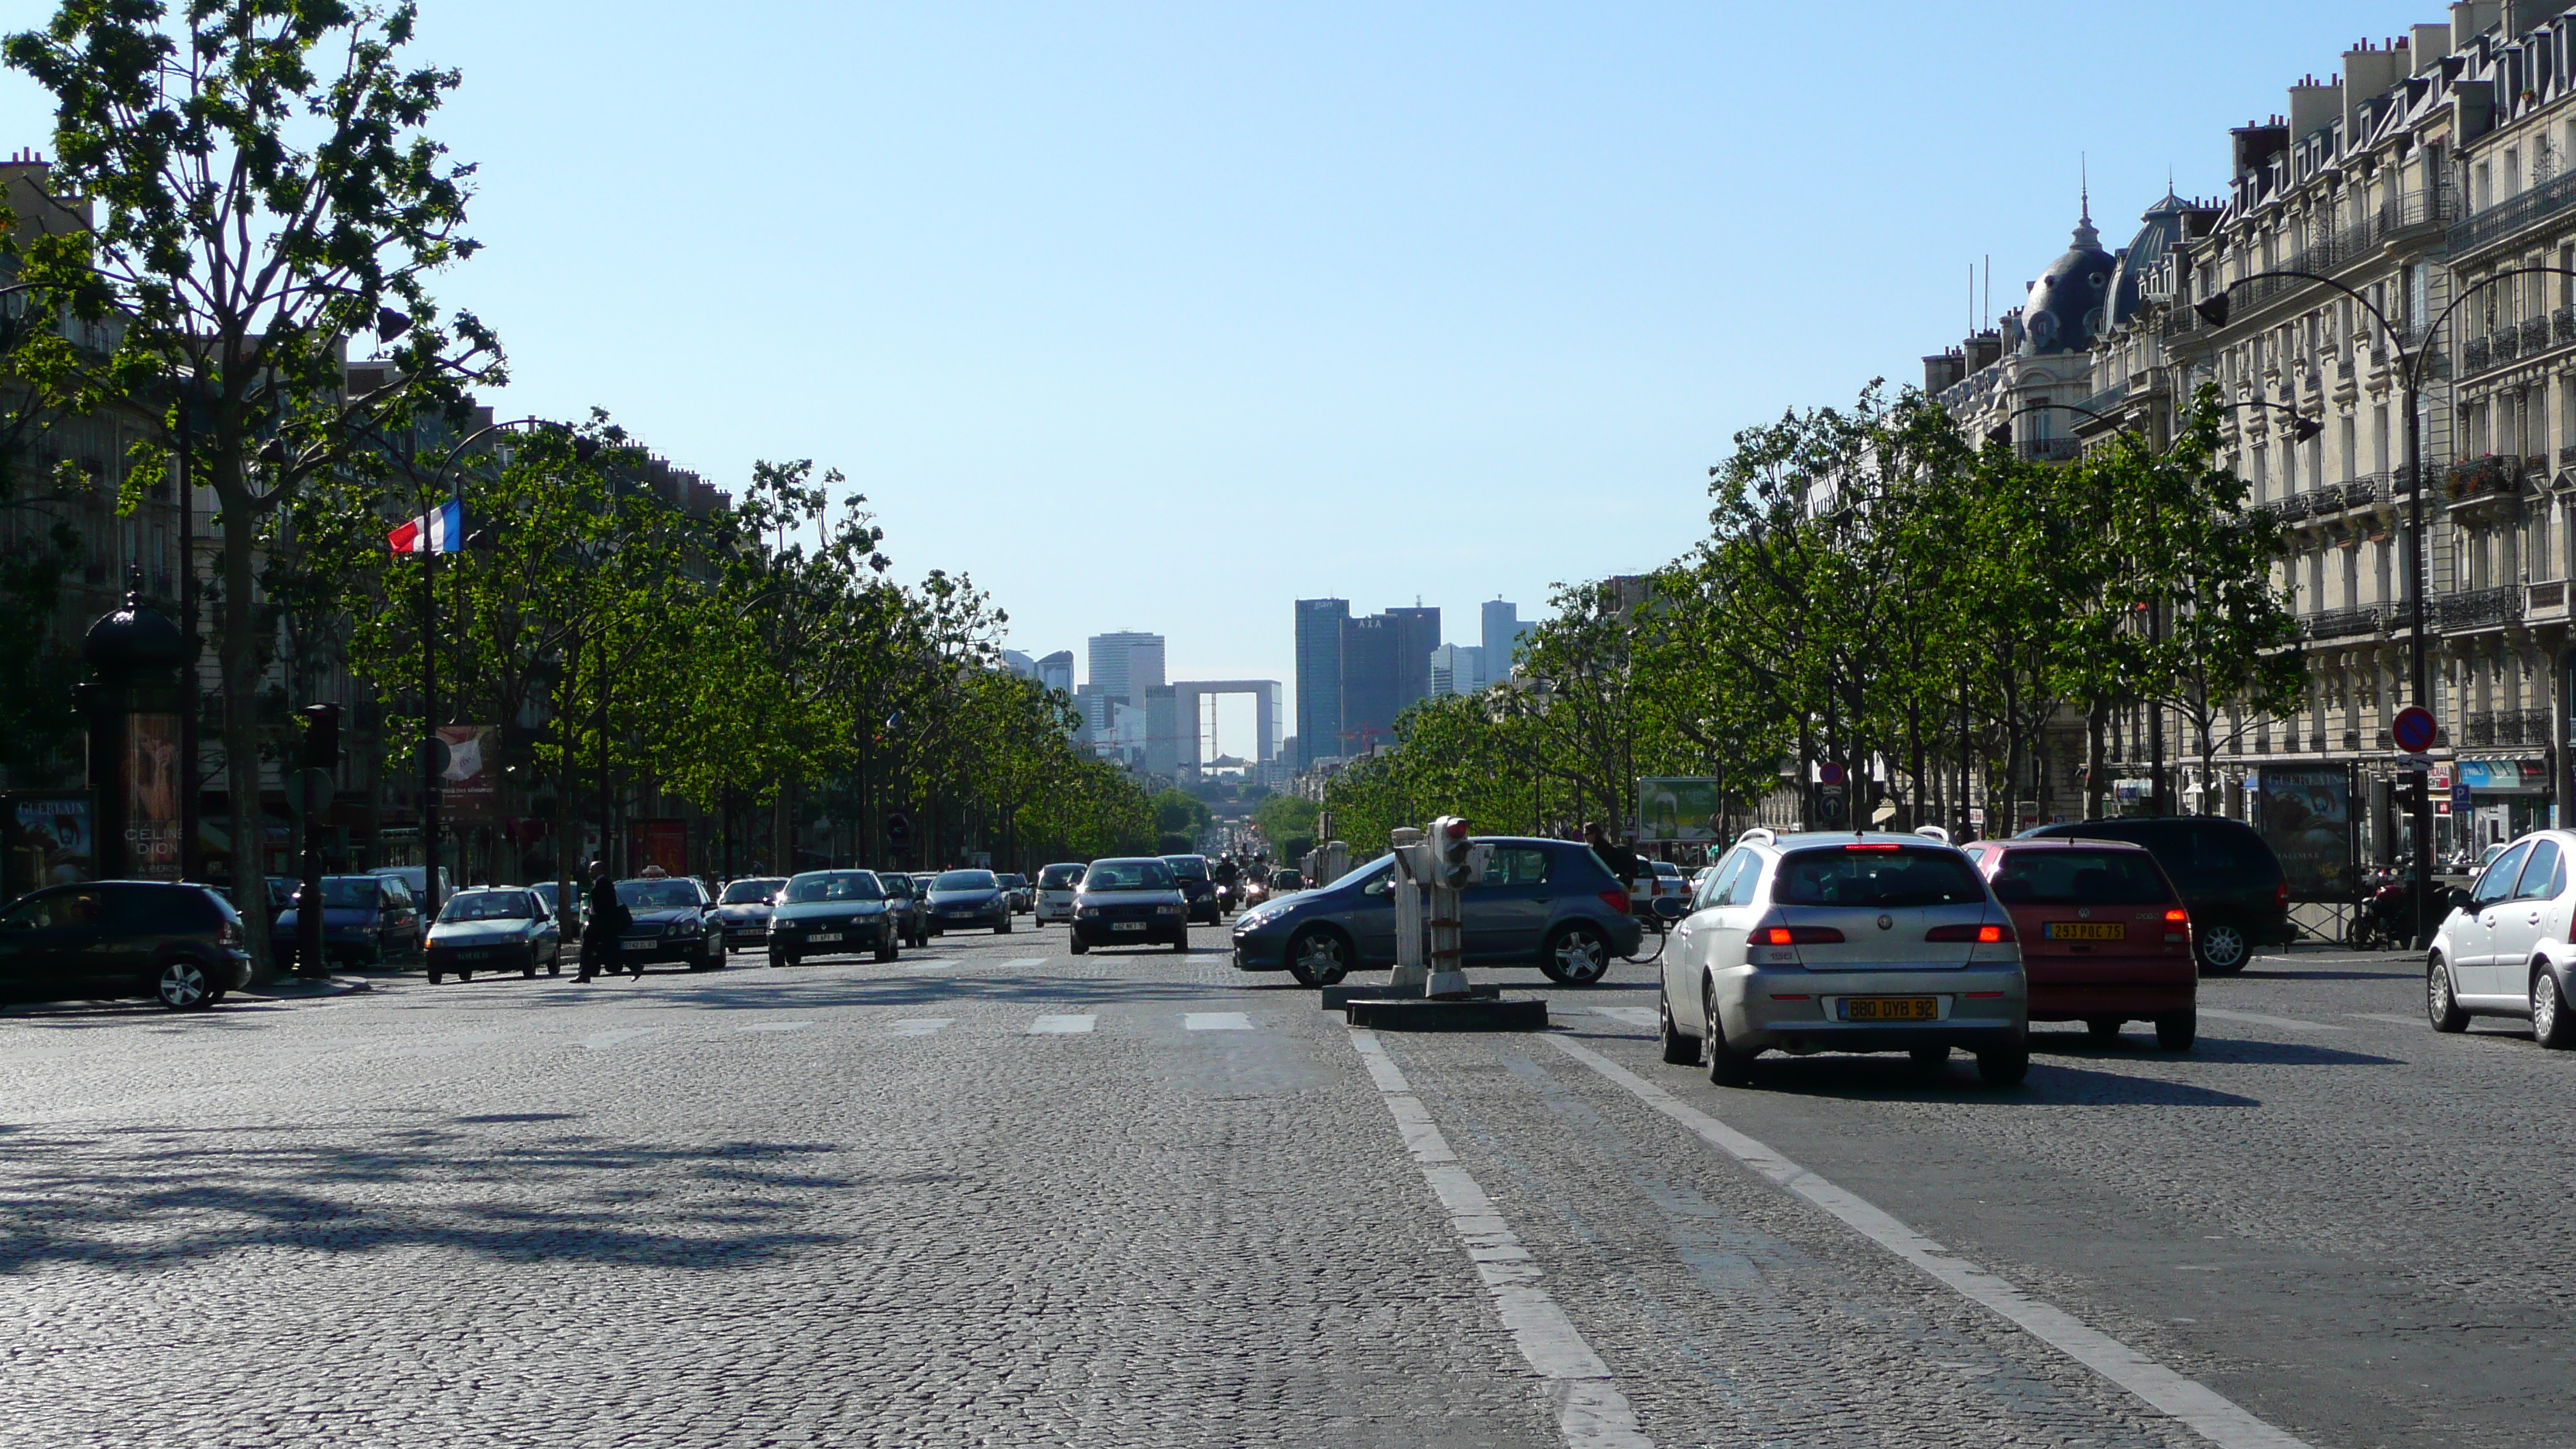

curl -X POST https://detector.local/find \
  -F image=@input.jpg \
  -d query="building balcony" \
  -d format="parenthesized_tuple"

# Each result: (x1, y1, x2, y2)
(2451, 170, 2576, 257)
(2467, 712, 2496, 747)
(2301, 606, 2385, 642)
(2437, 584, 2526, 632)
(2492, 328, 2520, 364)
(2505, 707, 2555, 746)
(2531, 578, 2571, 624)
(2465, 337, 2493, 372)
(2019, 438, 2082, 463)
(2527, 317, 2554, 354)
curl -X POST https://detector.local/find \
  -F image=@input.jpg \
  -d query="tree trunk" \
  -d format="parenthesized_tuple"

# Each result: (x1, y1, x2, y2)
(218, 484, 276, 985)
(2087, 702, 2108, 821)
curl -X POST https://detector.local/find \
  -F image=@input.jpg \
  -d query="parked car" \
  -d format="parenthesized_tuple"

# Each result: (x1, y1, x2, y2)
(424, 887, 561, 982)
(530, 879, 586, 933)
(766, 870, 900, 967)
(366, 865, 454, 907)
(0, 881, 252, 1010)
(1659, 830, 2029, 1086)
(1964, 837, 2195, 1050)
(995, 872, 1034, 914)
(1163, 854, 1221, 924)
(273, 874, 421, 970)
(715, 876, 790, 951)
(1034, 862, 1085, 924)
(611, 875, 726, 971)
(879, 871, 931, 947)
(925, 869, 1012, 935)
(1630, 859, 1689, 916)
(1070, 857, 1189, 954)
(2428, 830, 2576, 1044)
(1229, 837, 1644, 988)
(2019, 817, 2289, 975)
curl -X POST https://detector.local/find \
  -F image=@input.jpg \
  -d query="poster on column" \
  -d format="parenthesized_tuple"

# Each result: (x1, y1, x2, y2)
(125, 714, 183, 880)
(437, 725, 500, 822)
(2253, 765, 2355, 900)
(5, 793, 92, 893)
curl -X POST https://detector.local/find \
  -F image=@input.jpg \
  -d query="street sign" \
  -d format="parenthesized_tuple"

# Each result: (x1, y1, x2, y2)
(2453, 782, 2475, 812)
(2398, 754, 2434, 772)
(1818, 762, 1848, 787)
(2392, 705, 2438, 754)
(1816, 787, 1848, 824)
(284, 768, 334, 820)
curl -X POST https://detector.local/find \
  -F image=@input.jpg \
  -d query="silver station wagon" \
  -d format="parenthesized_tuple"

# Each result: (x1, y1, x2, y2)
(1658, 829, 2030, 1086)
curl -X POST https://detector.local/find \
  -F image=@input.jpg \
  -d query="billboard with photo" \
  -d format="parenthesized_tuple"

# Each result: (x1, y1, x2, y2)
(438, 725, 501, 820)
(1637, 778, 1726, 843)
(126, 713, 183, 880)
(5, 793, 93, 894)
(2254, 765, 2358, 900)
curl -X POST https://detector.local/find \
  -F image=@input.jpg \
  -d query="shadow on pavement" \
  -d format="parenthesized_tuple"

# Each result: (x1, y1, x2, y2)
(0, 1116, 855, 1274)
(1729, 1054, 2264, 1107)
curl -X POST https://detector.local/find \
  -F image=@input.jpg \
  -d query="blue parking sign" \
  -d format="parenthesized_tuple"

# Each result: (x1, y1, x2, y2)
(2453, 782, 2474, 811)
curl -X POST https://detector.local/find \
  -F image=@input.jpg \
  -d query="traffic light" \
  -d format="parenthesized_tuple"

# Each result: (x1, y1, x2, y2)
(299, 703, 341, 769)
(1433, 816, 1476, 888)
(2393, 775, 2426, 813)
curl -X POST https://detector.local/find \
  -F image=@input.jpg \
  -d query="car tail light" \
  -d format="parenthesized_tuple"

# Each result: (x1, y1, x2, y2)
(1598, 889, 1631, 915)
(1762, 926, 1846, 945)
(1844, 843, 1902, 851)
(1926, 923, 2012, 943)
(217, 919, 243, 947)
(2276, 880, 2288, 909)
(2163, 908, 2189, 923)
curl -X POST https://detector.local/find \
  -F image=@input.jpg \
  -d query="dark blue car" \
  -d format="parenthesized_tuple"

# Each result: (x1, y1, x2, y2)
(1227, 836, 1643, 987)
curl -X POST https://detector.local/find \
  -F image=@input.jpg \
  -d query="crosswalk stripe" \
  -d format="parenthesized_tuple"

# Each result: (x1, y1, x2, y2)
(888, 1018, 953, 1036)
(1029, 1014, 1096, 1034)
(1185, 1012, 1253, 1031)
(996, 957, 1050, 969)
(906, 958, 958, 969)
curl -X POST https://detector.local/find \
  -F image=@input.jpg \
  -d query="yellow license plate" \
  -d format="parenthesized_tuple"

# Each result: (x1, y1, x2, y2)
(2043, 922, 2126, 941)
(1842, 997, 1940, 1022)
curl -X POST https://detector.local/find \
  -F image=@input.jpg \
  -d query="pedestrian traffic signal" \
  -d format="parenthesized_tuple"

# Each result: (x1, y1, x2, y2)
(1433, 815, 1476, 888)
(299, 703, 341, 769)
(2393, 775, 2426, 813)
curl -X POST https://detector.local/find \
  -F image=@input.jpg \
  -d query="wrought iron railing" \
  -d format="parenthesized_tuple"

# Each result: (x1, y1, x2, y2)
(2301, 606, 2383, 640)
(2452, 169, 2576, 254)
(2505, 707, 2554, 745)
(2466, 337, 2493, 372)
(2526, 317, 2553, 353)
(2437, 584, 2525, 631)
(2467, 712, 2497, 746)
(2019, 438, 2081, 463)
(2075, 380, 2130, 420)
(2277, 492, 2315, 521)
(2494, 327, 2521, 363)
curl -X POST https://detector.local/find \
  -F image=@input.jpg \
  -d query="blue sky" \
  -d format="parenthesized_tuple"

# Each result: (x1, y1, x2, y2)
(0, 2, 2443, 746)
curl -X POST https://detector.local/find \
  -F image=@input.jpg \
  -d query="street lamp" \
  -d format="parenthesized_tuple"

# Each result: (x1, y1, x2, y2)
(2192, 262, 2576, 944)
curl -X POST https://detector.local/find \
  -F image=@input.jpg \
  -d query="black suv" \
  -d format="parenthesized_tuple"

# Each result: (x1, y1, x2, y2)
(2020, 817, 2290, 974)
(0, 881, 255, 1009)
(1163, 854, 1221, 924)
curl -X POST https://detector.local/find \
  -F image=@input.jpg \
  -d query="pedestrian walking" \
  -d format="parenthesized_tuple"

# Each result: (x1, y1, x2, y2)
(577, 859, 632, 983)
(1583, 820, 1639, 892)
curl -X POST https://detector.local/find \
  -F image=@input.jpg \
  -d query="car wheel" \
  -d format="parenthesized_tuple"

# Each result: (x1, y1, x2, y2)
(2085, 1018, 2122, 1043)
(548, 954, 561, 976)
(769, 952, 794, 970)
(1171, 929, 1189, 954)
(521, 954, 537, 978)
(427, 968, 444, 984)
(875, 937, 896, 964)
(2196, 920, 2250, 975)
(1657, 986, 1699, 1066)
(2535, 965, 2576, 1049)
(998, 919, 1012, 935)
(1285, 927, 1350, 987)
(458, 969, 474, 981)
(1540, 924, 1611, 985)
(1703, 977, 1755, 1086)
(1910, 1044, 1949, 1074)
(1976, 1041, 2031, 1086)
(2153, 1010, 2196, 1052)
(2428, 954, 2470, 1033)
(1070, 935, 1089, 955)
(156, 958, 214, 1011)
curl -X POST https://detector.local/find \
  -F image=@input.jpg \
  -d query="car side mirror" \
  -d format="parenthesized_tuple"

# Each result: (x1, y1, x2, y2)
(2448, 888, 2474, 914)
(1649, 897, 1687, 922)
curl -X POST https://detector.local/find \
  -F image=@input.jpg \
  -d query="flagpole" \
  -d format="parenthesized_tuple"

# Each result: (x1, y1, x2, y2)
(421, 488, 442, 929)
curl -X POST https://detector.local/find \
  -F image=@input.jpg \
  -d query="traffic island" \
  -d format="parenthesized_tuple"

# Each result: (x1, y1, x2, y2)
(1317, 981, 1501, 1011)
(1343, 996, 1547, 1032)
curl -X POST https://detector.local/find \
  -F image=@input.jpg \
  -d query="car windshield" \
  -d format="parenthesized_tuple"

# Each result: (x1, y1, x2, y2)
(997, 874, 1027, 889)
(786, 872, 884, 903)
(1989, 849, 2170, 906)
(1273, 871, 1303, 889)
(317, 878, 381, 909)
(1164, 857, 1209, 879)
(1774, 847, 1987, 908)
(933, 870, 997, 891)
(721, 879, 786, 905)
(616, 880, 702, 910)
(440, 891, 536, 923)
(1038, 865, 1084, 888)
(1083, 859, 1176, 891)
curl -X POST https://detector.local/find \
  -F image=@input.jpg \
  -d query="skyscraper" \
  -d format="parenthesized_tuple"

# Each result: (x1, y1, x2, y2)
(1339, 606, 1438, 756)
(1036, 650, 1075, 696)
(1481, 599, 1530, 679)
(1087, 632, 1166, 709)
(1293, 599, 1348, 771)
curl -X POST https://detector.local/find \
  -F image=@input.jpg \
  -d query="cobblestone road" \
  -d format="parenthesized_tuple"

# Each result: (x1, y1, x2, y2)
(0, 927, 2557, 1447)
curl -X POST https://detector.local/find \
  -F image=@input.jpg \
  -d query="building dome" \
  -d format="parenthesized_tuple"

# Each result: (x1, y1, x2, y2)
(2105, 192, 2197, 331)
(84, 584, 185, 677)
(2020, 205, 2117, 356)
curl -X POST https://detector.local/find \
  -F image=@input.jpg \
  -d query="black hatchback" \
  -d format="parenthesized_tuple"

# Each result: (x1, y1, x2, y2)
(2020, 817, 2290, 975)
(0, 881, 255, 1009)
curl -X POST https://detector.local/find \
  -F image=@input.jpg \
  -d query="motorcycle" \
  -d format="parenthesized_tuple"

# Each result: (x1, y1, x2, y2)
(1215, 880, 1242, 914)
(2352, 868, 2424, 951)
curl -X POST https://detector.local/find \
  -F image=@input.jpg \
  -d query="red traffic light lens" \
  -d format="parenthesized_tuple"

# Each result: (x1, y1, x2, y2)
(1444, 820, 1469, 841)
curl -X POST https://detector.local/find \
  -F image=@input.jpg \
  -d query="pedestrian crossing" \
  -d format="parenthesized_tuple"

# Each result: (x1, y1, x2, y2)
(1027, 1014, 1097, 1035)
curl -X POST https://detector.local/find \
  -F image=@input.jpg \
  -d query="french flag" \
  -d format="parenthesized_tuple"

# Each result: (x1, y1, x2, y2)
(387, 499, 464, 554)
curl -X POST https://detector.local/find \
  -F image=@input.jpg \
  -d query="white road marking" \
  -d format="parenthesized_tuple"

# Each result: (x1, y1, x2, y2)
(1028, 1014, 1096, 1035)
(905, 958, 958, 970)
(2346, 1012, 2423, 1026)
(995, 957, 1050, 969)
(736, 1022, 812, 1033)
(2199, 1007, 2346, 1033)
(1348, 1028, 1651, 1449)
(887, 1018, 952, 1036)
(1185, 1012, 1253, 1031)
(579, 1027, 666, 1052)
(1584, 1005, 1659, 1029)
(1542, 1033, 2312, 1449)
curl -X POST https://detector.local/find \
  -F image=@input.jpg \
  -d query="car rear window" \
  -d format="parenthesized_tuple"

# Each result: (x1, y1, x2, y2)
(1773, 848, 1986, 908)
(1038, 865, 1083, 888)
(1989, 849, 2170, 906)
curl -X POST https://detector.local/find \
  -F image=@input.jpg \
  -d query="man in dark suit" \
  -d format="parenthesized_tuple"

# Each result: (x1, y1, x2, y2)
(577, 859, 632, 982)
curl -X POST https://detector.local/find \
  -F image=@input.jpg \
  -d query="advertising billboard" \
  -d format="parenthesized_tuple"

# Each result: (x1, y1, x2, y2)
(5, 793, 93, 894)
(438, 725, 500, 821)
(630, 819, 689, 877)
(1637, 778, 1726, 843)
(2254, 766, 2358, 900)
(127, 713, 183, 881)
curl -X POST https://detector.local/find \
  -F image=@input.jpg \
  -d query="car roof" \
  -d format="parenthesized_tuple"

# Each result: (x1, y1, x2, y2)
(1759, 831, 1970, 851)
(1967, 837, 2153, 853)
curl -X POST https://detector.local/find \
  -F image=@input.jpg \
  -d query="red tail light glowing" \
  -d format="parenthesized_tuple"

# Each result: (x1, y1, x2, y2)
(1598, 889, 1631, 915)
(1762, 926, 1846, 945)
(1844, 843, 1903, 851)
(2164, 908, 2189, 923)
(1926, 923, 2013, 943)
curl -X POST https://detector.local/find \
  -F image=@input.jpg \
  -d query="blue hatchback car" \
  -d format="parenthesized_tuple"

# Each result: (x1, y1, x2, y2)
(1228, 836, 1643, 987)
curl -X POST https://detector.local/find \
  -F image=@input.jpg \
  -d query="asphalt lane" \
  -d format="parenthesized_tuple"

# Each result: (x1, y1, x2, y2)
(0, 923, 2561, 1447)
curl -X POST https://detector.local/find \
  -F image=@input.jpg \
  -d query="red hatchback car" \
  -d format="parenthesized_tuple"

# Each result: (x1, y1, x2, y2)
(1965, 838, 2197, 1050)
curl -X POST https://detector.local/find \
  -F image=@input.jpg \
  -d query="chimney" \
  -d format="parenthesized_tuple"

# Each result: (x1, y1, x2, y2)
(1922, 350, 1966, 395)
(2413, 24, 2452, 72)
(2453, 2, 2501, 53)
(2289, 74, 2343, 140)
(2345, 41, 2403, 136)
